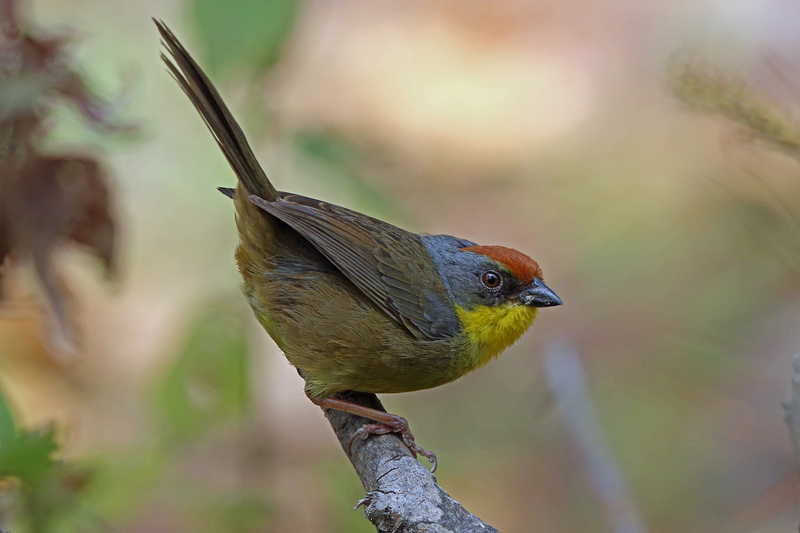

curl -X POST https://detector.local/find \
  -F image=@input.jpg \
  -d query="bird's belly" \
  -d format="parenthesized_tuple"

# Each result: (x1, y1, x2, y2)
(246, 267, 466, 397)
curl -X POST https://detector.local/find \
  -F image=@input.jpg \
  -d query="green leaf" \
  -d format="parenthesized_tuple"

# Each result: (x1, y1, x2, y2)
(0, 425, 58, 485)
(189, 0, 299, 76)
(0, 383, 17, 444)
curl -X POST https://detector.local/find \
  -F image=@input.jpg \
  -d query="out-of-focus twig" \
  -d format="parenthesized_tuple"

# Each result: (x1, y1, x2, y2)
(668, 54, 800, 162)
(322, 390, 501, 533)
(781, 354, 800, 530)
(544, 340, 649, 533)
(782, 354, 800, 464)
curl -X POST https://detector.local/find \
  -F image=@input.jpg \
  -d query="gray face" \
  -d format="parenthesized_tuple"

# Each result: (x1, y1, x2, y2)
(421, 234, 530, 309)
(421, 234, 562, 311)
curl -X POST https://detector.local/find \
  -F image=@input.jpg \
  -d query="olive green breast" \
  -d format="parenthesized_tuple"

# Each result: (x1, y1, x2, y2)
(243, 257, 472, 398)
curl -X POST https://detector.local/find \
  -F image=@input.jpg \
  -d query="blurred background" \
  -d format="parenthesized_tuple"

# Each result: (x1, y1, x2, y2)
(1, 0, 800, 531)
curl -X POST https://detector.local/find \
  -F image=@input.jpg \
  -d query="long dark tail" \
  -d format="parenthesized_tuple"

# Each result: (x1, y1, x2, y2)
(155, 19, 278, 202)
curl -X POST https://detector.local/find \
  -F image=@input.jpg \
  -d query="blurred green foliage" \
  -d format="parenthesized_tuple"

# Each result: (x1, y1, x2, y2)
(153, 305, 250, 441)
(0, 386, 86, 533)
(190, 0, 299, 77)
(2, 304, 274, 533)
(293, 131, 404, 221)
(322, 464, 375, 533)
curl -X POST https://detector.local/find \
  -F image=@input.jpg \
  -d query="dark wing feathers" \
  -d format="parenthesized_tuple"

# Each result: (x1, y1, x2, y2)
(250, 194, 459, 340)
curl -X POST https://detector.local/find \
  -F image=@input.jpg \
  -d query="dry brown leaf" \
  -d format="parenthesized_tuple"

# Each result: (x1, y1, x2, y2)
(0, 0, 124, 355)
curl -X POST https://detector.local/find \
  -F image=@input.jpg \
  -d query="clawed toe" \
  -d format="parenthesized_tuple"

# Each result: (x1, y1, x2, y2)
(404, 440, 437, 472)
(348, 419, 438, 472)
(311, 395, 439, 471)
(348, 423, 393, 453)
(399, 435, 437, 472)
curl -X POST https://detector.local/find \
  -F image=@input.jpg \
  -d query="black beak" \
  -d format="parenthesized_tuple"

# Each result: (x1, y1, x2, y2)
(519, 278, 562, 308)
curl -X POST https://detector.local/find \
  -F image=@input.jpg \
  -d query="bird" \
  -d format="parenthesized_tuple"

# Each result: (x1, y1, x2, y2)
(156, 20, 561, 471)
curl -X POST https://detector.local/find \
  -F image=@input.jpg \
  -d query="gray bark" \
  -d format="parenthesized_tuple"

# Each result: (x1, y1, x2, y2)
(322, 391, 500, 532)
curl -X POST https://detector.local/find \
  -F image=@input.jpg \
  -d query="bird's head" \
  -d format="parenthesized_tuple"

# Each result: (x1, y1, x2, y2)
(456, 245, 561, 310)
(440, 244, 561, 368)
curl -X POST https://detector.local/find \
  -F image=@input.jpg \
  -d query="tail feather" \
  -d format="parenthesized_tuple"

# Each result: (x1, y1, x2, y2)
(155, 19, 278, 202)
(217, 186, 235, 199)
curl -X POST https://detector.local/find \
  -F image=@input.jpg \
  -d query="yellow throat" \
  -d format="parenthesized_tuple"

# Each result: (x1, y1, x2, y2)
(456, 302, 538, 370)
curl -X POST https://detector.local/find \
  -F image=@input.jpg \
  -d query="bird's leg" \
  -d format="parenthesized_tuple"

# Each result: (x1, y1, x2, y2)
(309, 395, 438, 472)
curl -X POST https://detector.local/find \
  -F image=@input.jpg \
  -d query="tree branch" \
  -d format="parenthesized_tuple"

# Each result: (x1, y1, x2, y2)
(321, 390, 500, 532)
(783, 354, 800, 466)
(544, 340, 648, 533)
(783, 354, 800, 531)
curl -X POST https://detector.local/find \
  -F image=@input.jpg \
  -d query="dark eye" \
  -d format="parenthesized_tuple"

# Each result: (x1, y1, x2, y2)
(481, 270, 502, 290)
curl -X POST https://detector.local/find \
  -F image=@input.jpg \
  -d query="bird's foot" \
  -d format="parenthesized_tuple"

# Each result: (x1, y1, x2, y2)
(348, 415, 438, 472)
(309, 394, 438, 472)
